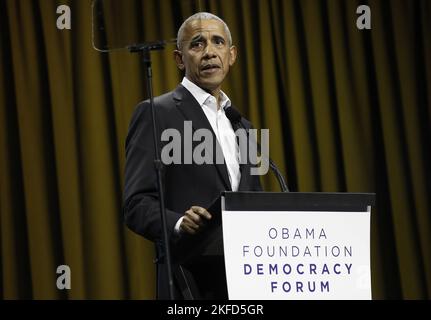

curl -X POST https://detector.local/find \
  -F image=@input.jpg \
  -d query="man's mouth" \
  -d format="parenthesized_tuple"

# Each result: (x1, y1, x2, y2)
(201, 64, 221, 72)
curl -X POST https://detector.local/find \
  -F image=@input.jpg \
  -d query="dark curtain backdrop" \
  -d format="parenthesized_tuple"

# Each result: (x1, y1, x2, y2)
(1, 0, 430, 299)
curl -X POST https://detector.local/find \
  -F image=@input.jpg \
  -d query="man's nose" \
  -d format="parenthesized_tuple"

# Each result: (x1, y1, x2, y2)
(203, 42, 217, 58)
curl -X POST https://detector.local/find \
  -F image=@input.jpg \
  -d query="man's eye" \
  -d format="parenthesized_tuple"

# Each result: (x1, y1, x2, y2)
(191, 41, 204, 49)
(214, 38, 225, 45)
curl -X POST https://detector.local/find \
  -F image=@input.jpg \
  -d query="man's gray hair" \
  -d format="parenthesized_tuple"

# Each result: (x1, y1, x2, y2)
(176, 12, 232, 50)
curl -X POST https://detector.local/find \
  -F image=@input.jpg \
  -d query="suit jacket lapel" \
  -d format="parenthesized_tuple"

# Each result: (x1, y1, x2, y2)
(173, 85, 232, 191)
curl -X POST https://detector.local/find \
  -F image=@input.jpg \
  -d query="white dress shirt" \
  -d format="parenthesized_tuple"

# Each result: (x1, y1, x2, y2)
(174, 77, 241, 233)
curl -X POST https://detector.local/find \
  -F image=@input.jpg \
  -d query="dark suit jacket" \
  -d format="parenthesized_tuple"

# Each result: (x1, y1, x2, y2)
(123, 84, 262, 299)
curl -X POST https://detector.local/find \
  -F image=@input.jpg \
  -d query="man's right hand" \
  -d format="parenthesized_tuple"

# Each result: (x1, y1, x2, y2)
(180, 206, 212, 235)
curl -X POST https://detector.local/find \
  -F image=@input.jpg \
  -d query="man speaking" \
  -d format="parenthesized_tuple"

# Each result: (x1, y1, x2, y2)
(123, 12, 262, 299)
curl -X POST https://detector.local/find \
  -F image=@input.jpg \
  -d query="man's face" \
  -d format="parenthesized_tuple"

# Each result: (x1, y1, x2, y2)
(175, 19, 237, 94)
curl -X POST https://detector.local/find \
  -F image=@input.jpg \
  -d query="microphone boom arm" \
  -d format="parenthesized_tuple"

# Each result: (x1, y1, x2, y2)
(224, 106, 289, 192)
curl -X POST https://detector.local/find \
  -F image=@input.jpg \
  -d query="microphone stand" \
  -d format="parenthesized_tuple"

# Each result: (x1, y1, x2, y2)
(268, 158, 289, 192)
(128, 41, 175, 300)
(250, 133, 290, 192)
(224, 106, 289, 192)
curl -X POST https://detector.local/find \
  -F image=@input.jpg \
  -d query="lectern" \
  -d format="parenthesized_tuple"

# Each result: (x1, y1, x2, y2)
(174, 192, 375, 300)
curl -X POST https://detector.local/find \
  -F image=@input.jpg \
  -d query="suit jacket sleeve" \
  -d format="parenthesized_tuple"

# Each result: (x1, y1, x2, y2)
(123, 101, 182, 243)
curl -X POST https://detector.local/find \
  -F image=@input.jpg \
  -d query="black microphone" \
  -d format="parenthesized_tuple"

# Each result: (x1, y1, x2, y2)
(224, 106, 289, 192)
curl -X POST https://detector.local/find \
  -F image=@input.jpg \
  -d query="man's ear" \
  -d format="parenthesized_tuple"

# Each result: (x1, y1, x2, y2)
(229, 46, 237, 66)
(174, 50, 185, 71)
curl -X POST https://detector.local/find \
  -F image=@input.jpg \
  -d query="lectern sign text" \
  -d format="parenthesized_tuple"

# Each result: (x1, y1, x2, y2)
(222, 210, 371, 300)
